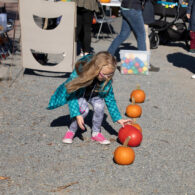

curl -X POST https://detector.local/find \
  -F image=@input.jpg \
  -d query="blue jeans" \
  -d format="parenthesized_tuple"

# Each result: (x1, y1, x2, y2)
(108, 9, 146, 55)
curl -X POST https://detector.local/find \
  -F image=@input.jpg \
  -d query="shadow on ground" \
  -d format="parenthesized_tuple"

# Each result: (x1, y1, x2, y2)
(50, 110, 118, 140)
(24, 68, 70, 78)
(160, 42, 189, 51)
(167, 52, 195, 74)
(114, 43, 137, 61)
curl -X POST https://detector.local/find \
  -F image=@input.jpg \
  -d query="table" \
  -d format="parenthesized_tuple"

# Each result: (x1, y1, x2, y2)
(100, 0, 121, 7)
(100, 0, 121, 18)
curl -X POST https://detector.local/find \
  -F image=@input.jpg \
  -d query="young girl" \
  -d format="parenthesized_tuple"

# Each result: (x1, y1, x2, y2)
(48, 51, 132, 144)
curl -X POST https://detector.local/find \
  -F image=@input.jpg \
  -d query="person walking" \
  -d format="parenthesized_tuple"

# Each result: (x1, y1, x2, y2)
(186, 0, 195, 53)
(186, 0, 195, 78)
(108, 0, 146, 56)
(73, 0, 99, 56)
(142, 0, 160, 72)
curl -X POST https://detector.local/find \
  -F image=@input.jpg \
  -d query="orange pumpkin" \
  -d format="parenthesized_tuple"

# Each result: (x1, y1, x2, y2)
(131, 123, 142, 133)
(130, 86, 146, 103)
(100, 0, 111, 3)
(126, 104, 142, 118)
(131, 118, 142, 132)
(114, 136, 135, 165)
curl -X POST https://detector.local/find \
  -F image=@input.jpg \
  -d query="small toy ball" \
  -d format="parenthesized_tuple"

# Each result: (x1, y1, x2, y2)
(118, 125, 143, 147)
(128, 69, 133, 74)
(138, 68, 142, 73)
(139, 61, 145, 68)
(143, 66, 147, 72)
(122, 62, 128, 68)
(131, 66, 137, 73)
(134, 69, 138, 74)
(130, 86, 146, 103)
(114, 136, 135, 165)
(126, 103, 142, 118)
(122, 68, 128, 74)
(135, 62, 140, 68)
(125, 58, 130, 64)
(129, 62, 134, 68)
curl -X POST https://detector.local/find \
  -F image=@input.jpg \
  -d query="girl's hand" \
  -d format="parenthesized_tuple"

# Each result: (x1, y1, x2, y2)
(76, 115, 85, 130)
(117, 119, 132, 127)
(186, 13, 191, 19)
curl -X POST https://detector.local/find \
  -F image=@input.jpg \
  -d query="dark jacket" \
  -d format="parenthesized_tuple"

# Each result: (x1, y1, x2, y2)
(121, 0, 143, 10)
(187, 0, 195, 31)
(142, 0, 155, 25)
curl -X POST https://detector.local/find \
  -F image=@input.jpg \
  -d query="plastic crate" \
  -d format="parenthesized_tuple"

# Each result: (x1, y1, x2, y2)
(120, 50, 150, 75)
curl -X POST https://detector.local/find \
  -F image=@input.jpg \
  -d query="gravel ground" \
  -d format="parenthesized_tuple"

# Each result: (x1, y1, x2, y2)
(0, 16, 195, 195)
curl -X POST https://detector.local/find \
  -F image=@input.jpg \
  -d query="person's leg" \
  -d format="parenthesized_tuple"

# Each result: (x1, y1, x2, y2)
(108, 9, 132, 56)
(77, 7, 84, 55)
(144, 24, 150, 51)
(89, 97, 110, 144)
(190, 31, 195, 52)
(82, 9, 93, 54)
(144, 24, 160, 72)
(125, 9, 146, 51)
(62, 98, 89, 143)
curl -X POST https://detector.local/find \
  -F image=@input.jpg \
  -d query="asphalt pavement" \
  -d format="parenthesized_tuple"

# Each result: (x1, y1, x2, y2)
(0, 15, 195, 195)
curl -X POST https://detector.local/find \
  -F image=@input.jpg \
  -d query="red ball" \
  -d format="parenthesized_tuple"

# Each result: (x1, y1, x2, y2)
(118, 125, 142, 147)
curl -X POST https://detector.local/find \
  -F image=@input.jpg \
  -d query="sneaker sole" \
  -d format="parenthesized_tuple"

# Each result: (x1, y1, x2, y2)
(91, 138, 110, 145)
(62, 139, 73, 144)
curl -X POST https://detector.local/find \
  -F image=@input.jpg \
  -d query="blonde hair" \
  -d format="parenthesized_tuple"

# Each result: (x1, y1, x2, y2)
(66, 51, 117, 94)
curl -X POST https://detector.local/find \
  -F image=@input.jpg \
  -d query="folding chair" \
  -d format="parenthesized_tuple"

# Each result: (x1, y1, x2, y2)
(94, 3, 115, 41)
(0, 4, 15, 59)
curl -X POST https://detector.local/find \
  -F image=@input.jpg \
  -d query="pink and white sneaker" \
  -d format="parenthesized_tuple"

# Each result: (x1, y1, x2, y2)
(91, 132, 110, 145)
(62, 130, 75, 144)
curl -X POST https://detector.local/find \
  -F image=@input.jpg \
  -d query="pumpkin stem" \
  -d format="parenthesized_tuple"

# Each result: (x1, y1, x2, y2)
(132, 97, 135, 104)
(136, 85, 140, 90)
(132, 118, 136, 124)
(123, 136, 131, 147)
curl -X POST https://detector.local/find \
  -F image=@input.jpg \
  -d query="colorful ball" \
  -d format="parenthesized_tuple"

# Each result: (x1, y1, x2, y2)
(132, 66, 137, 71)
(134, 69, 138, 74)
(122, 62, 128, 68)
(128, 69, 133, 74)
(143, 66, 147, 71)
(129, 62, 134, 68)
(125, 58, 130, 64)
(122, 68, 128, 74)
(134, 62, 140, 68)
(139, 62, 145, 68)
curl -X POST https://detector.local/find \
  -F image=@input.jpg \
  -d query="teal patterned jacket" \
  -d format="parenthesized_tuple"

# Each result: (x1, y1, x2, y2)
(47, 56, 122, 123)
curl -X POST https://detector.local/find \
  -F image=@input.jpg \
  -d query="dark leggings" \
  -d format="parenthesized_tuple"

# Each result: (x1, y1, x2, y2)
(77, 7, 93, 53)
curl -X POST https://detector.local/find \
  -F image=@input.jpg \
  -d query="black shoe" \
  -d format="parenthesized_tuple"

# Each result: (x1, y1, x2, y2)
(149, 64, 160, 72)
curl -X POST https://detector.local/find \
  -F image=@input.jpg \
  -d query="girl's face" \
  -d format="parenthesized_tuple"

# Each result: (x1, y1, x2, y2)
(97, 65, 115, 81)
